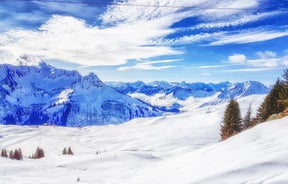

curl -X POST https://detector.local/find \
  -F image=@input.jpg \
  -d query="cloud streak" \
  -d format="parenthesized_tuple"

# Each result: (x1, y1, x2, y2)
(117, 59, 178, 71)
(209, 29, 288, 45)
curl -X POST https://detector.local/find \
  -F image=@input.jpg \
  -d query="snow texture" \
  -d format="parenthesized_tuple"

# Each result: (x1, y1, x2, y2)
(1, 95, 285, 184)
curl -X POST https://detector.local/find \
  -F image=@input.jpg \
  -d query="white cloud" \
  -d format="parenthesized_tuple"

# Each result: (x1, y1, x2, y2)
(228, 54, 247, 64)
(195, 0, 259, 20)
(209, 29, 288, 45)
(101, 0, 267, 47)
(117, 59, 178, 71)
(192, 11, 282, 30)
(1, 0, 285, 69)
(118, 64, 174, 71)
(162, 32, 223, 45)
(195, 65, 225, 69)
(141, 59, 181, 65)
(222, 68, 276, 72)
(256, 51, 277, 58)
(162, 27, 288, 46)
(0, 15, 180, 66)
(101, 0, 205, 24)
(227, 51, 288, 68)
(247, 58, 279, 67)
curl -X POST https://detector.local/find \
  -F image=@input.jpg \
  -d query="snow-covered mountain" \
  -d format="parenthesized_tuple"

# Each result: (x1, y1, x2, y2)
(0, 63, 161, 126)
(108, 80, 269, 99)
(107, 80, 269, 112)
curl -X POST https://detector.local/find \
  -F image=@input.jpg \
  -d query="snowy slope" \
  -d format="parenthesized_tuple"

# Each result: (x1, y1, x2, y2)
(1, 95, 284, 184)
(117, 116, 288, 184)
(0, 63, 161, 126)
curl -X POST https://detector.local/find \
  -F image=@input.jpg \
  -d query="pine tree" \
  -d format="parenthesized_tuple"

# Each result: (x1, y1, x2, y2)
(67, 147, 73, 155)
(256, 79, 286, 122)
(33, 147, 45, 159)
(280, 68, 288, 103)
(62, 148, 67, 155)
(10, 148, 23, 160)
(242, 103, 252, 130)
(1, 149, 8, 158)
(29, 147, 45, 159)
(282, 68, 288, 84)
(220, 99, 242, 140)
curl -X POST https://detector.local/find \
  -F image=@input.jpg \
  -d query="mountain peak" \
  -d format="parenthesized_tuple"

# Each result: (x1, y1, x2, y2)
(17, 54, 41, 66)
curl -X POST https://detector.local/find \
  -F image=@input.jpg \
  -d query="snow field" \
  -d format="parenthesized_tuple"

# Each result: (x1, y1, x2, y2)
(1, 94, 284, 184)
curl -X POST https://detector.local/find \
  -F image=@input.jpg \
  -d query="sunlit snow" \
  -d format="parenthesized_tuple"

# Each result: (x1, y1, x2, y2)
(2, 95, 285, 184)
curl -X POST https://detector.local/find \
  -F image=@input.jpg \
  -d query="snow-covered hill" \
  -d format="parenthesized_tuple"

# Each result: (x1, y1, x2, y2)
(0, 63, 161, 126)
(108, 80, 269, 112)
(2, 95, 285, 184)
(117, 116, 288, 184)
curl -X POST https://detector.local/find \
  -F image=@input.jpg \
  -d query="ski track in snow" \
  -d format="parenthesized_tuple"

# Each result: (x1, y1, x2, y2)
(1, 94, 288, 184)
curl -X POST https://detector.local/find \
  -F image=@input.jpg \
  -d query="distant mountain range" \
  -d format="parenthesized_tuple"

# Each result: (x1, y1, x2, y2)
(0, 63, 270, 126)
(107, 80, 269, 112)
(107, 80, 269, 99)
(0, 63, 161, 126)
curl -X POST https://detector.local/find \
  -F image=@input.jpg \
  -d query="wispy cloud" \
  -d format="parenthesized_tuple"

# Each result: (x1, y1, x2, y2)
(222, 67, 276, 72)
(161, 27, 288, 46)
(209, 29, 288, 45)
(117, 59, 178, 71)
(191, 11, 283, 30)
(118, 64, 174, 71)
(194, 65, 226, 69)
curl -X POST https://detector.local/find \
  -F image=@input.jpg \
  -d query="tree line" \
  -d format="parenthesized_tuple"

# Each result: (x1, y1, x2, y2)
(221, 69, 288, 140)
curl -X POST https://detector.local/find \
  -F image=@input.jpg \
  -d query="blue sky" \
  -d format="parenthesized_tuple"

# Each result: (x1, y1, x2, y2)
(0, 0, 288, 85)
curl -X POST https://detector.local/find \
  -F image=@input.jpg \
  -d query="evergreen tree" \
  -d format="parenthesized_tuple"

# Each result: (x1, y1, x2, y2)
(32, 147, 45, 159)
(62, 148, 67, 155)
(67, 147, 73, 155)
(220, 99, 242, 140)
(10, 148, 23, 160)
(242, 103, 252, 129)
(1, 149, 8, 158)
(256, 79, 286, 122)
(282, 68, 288, 84)
(280, 68, 288, 102)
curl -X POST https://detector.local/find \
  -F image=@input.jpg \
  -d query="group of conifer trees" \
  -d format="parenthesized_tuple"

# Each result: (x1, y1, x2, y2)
(221, 69, 288, 141)
(1, 146, 74, 160)
(1, 147, 43, 160)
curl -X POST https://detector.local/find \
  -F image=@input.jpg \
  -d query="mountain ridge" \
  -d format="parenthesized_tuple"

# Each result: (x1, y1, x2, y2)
(0, 63, 161, 126)
(107, 80, 269, 100)
(106, 80, 269, 112)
